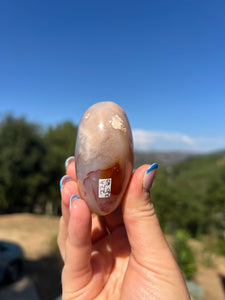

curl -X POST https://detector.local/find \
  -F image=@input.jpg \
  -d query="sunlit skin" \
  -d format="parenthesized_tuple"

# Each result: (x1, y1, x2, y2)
(58, 158, 190, 300)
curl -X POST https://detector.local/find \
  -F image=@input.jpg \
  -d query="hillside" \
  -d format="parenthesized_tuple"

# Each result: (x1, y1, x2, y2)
(170, 150, 225, 204)
(134, 149, 225, 168)
(150, 150, 225, 237)
(172, 149, 225, 178)
(134, 150, 193, 167)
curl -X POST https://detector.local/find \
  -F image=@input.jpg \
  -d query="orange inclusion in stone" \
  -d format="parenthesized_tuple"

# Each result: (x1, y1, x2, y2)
(100, 160, 123, 195)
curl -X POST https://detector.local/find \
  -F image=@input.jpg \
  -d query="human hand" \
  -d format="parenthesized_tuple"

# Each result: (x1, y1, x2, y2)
(58, 157, 190, 300)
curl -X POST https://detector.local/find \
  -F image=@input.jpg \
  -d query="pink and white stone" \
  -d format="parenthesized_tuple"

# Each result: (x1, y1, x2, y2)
(75, 101, 133, 215)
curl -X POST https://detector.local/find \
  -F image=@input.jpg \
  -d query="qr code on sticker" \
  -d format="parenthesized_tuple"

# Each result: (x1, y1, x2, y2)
(98, 178, 112, 198)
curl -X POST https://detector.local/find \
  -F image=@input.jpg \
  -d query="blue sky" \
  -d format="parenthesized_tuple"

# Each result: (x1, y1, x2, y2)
(1, 0, 225, 152)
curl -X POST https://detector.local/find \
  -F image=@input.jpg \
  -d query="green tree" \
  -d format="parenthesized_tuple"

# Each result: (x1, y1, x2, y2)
(151, 165, 208, 236)
(0, 115, 46, 212)
(206, 166, 225, 232)
(173, 230, 197, 279)
(43, 121, 77, 214)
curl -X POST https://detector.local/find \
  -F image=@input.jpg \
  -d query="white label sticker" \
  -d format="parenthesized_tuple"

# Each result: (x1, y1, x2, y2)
(98, 178, 112, 198)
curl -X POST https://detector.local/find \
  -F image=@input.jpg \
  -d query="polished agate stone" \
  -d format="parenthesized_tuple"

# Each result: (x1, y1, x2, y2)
(75, 101, 133, 215)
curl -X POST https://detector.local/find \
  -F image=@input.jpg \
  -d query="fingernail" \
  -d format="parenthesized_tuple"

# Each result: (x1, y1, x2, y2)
(59, 175, 73, 189)
(65, 156, 75, 170)
(146, 163, 158, 174)
(69, 194, 80, 212)
(143, 163, 158, 191)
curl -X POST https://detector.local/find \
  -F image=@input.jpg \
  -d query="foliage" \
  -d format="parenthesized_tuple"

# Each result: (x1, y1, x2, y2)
(173, 230, 197, 279)
(43, 121, 77, 214)
(0, 112, 225, 242)
(151, 152, 225, 237)
(0, 115, 77, 214)
(0, 115, 46, 212)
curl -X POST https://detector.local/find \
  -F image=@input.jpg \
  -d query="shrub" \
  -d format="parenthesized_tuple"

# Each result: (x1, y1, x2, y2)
(173, 230, 197, 279)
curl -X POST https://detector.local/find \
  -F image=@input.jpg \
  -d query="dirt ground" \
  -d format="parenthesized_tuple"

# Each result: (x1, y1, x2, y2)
(188, 239, 225, 300)
(0, 213, 62, 300)
(0, 213, 225, 300)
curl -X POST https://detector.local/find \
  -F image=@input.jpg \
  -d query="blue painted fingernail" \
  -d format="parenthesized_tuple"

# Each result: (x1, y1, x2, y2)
(65, 156, 75, 170)
(143, 163, 158, 191)
(146, 163, 158, 174)
(59, 175, 72, 189)
(69, 194, 80, 212)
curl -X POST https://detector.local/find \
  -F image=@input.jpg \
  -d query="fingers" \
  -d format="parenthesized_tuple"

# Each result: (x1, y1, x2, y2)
(60, 156, 77, 225)
(60, 175, 78, 224)
(60, 156, 107, 241)
(63, 155, 124, 234)
(122, 163, 171, 262)
(62, 197, 113, 299)
(62, 197, 93, 291)
(65, 156, 76, 181)
(58, 175, 77, 260)
(57, 216, 68, 262)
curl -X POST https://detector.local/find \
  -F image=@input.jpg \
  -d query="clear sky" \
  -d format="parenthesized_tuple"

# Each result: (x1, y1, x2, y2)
(1, 0, 225, 152)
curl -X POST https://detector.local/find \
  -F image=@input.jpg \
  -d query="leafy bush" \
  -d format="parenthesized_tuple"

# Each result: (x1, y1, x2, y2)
(173, 230, 197, 279)
(215, 237, 225, 256)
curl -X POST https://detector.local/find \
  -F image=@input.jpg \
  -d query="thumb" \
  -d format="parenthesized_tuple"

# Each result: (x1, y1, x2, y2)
(122, 163, 171, 261)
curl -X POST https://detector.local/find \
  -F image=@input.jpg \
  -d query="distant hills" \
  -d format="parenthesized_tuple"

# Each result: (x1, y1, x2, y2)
(134, 149, 225, 168)
(134, 151, 194, 168)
